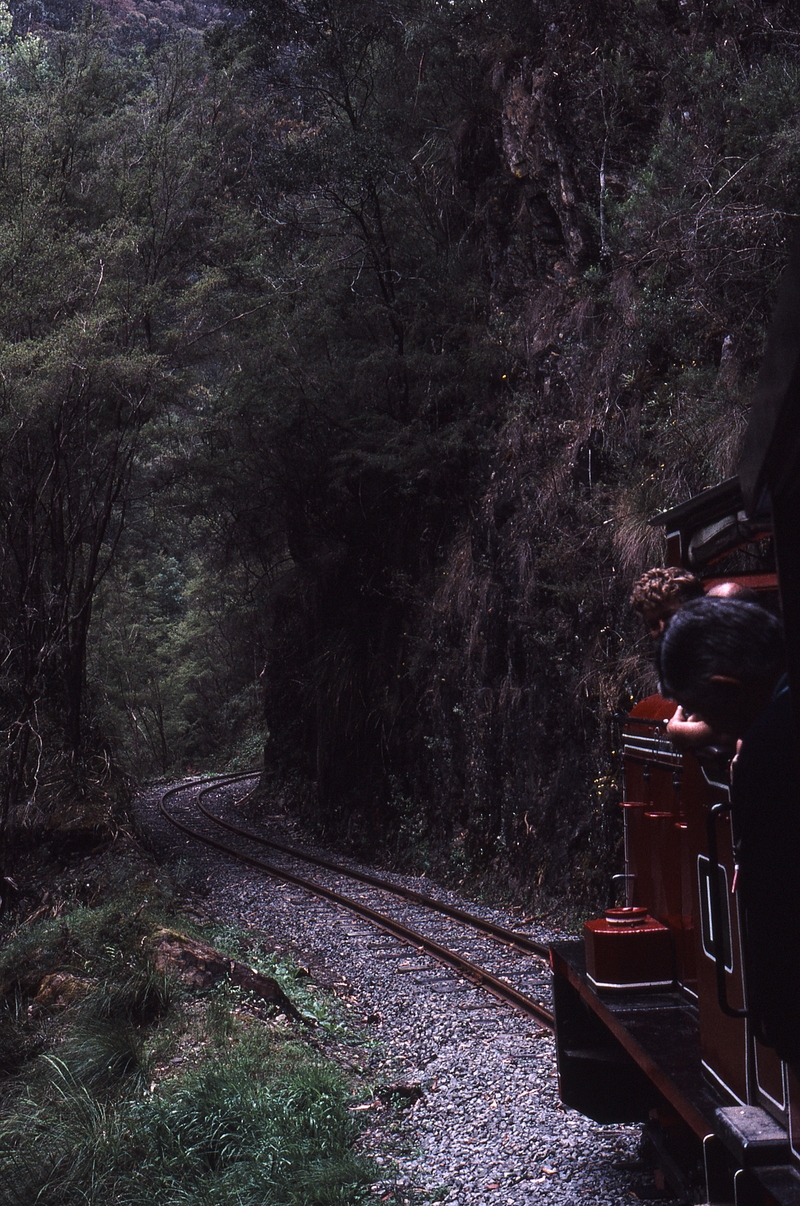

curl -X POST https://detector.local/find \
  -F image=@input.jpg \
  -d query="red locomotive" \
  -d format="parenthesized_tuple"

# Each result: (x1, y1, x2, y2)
(550, 245, 800, 1206)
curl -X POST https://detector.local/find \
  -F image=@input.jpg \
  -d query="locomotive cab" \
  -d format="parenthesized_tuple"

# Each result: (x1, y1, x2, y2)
(550, 240, 800, 1206)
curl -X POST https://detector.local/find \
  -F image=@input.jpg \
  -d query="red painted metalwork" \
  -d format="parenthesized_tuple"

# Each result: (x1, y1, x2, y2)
(584, 909, 673, 989)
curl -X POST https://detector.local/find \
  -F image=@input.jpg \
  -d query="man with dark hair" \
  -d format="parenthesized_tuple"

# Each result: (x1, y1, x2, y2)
(659, 597, 786, 737)
(706, 581, 760, 604)
(659, 597, 800, 1065)
(661, 586, 777, 747)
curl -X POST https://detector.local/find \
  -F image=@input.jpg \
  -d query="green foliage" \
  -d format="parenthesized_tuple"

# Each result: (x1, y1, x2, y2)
(0, 861, 375, 1205)
(0, 883, 171, 996)
(0, 1050, 372, 1206)
(6, 0, 800, 906)
(89, 543, 266, 775)
(0, 17, 264, 868)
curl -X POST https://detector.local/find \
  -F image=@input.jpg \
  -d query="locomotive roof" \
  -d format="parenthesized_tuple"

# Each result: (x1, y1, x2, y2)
(648, 475, 769, 574)
(649, 477, 743, 532)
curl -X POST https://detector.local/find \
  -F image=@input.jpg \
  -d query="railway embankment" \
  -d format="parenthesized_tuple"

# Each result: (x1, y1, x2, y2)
(133, 775, 669, 1205)
(0, 815, 375, 1203)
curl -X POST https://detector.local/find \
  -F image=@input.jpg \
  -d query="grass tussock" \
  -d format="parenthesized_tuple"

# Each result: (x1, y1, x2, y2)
(0, 1043, 371, 1206)
(0, 851, 376, 1206)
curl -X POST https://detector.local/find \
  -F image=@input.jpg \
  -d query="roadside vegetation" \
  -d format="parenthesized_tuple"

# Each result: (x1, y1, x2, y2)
(0, 840, 377, 1205)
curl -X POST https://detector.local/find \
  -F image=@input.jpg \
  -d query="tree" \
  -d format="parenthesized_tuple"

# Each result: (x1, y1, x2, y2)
(0, 15, 262, 897)
(196, 0, 512, 834)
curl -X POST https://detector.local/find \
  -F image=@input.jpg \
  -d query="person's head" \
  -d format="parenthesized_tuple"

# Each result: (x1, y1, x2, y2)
(706, 581, 761, 603)
(630, 567, 704, 638)
(658, 597, 786, 739)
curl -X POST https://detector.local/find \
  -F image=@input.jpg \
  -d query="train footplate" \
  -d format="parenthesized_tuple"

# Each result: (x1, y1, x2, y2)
(710, 1110, 800, 1206)
(551, 938, 726, 1198)
(551, 943, 800, 1205)
(551, 939, 723, 1129)
(714, 1108, 791, 1169)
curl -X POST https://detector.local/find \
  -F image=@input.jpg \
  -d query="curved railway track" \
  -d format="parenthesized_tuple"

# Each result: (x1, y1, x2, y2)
(159, 773, 555, 1029)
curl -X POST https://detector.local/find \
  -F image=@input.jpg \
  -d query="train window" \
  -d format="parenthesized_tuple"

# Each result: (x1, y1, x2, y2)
(697, 855, 733, 973)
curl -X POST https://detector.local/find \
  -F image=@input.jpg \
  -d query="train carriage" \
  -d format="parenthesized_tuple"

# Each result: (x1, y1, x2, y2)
(549, 241, 800, 1206)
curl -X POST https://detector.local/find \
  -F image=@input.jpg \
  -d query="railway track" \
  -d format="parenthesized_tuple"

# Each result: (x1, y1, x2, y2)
(159, 772, 555, 1029)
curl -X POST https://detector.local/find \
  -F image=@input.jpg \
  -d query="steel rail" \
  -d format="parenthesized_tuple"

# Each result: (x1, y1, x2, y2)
(193, 788, 550, 959)
(159, 778, 555, 1030)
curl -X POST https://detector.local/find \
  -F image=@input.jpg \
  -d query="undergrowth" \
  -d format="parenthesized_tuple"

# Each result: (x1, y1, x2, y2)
(0, 1046, 370, 1206)
(0, 849, 377, 1206)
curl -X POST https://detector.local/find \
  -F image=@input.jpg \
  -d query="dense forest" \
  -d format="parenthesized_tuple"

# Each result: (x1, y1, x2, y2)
(1, 0, 798, 909)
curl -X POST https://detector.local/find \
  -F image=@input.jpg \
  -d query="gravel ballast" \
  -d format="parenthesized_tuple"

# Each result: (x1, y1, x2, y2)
(136, 779, 667, 1205)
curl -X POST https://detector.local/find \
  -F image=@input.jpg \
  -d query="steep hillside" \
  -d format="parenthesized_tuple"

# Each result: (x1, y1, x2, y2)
(243, 0, 795, 903)
(8, 0, 238, 37)
(1, 0, 797, 909)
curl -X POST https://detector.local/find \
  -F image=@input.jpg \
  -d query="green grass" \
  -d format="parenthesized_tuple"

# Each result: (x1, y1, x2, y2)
(0, 854, 378, 1206)
(0, 1039, 373, 1206)
(202, 921, 336, 1030)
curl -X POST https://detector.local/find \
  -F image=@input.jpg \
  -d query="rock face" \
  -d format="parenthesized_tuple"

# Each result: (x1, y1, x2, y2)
(498, 64, 594, 268)
(32, 972, 93, 1008)
(151, 928, 303, 1020)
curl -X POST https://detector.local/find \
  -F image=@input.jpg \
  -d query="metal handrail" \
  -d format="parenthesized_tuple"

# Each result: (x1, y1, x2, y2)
(706, 801, 747, 1019)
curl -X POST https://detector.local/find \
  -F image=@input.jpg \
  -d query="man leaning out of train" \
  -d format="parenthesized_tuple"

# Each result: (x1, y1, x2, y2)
(658, 597, 800, 1070)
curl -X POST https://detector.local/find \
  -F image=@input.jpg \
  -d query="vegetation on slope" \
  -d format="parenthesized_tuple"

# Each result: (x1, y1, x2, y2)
(0, 846, 376, 1204)
(2, 0, 799, 906)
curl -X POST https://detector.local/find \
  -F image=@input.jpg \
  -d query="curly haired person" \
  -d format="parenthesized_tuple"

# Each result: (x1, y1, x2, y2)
(630, 566, 704, 639)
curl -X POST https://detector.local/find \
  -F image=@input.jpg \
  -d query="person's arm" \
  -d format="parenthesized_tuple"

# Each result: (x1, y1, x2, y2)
(666, 705, 714, 751)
